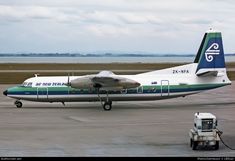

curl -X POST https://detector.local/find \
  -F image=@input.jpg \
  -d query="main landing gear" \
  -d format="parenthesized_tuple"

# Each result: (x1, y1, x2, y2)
(103, 100, 112, 111)
(97, 88, 112, 111)
(14, 100, 22, 108)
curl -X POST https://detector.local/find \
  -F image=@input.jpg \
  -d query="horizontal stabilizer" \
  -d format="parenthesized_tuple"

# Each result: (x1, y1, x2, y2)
(196, 70, 218, 77)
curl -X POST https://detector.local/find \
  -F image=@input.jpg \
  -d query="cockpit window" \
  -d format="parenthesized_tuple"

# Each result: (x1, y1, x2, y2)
(19, 82, 27, 87)
(20, 82, 33, 87)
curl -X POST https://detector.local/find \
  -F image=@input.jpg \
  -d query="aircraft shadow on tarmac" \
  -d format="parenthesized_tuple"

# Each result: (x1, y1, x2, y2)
(11, 101, 235, 110)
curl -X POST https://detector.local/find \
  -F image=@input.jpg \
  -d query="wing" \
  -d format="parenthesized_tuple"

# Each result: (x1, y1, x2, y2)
(69, 71, 140, 90)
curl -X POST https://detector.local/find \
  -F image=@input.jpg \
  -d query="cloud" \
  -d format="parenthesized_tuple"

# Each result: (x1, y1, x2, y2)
(0, 6, 50, 21)
(0, 0, 235, 53)
(86, 24, 131, 36)
(117, 12, 163, 25)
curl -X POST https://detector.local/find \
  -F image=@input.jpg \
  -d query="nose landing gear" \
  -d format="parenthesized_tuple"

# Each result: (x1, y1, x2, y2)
(14, 100, 22, 108)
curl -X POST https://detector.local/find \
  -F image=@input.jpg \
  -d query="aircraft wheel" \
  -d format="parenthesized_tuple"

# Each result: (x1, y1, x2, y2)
(190, 139, 193, 147)
(15, 100, 22, 108)
(192, 141, 198, 150)
(103, 102, 112, 111)
(214, 141, 219, 150)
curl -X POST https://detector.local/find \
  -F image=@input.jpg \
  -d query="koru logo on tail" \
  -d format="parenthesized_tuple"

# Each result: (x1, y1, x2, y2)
(205, 43, 220, 62)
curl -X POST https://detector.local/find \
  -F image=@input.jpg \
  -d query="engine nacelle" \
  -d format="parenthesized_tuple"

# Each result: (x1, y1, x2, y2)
(70, 77, 93, 89)
(118, 79, 140, 89)
(69, 74, 140, 90)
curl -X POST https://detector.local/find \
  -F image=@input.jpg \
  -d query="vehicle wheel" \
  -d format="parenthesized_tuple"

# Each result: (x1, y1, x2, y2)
(214, 141, 219, 150)
(103, 102, 112, 111)
(15, 100, 22, 108)
(192, 141, 198, 150)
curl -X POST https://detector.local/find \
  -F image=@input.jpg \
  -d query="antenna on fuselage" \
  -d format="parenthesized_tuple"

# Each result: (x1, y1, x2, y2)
(34, 73, 40, 77)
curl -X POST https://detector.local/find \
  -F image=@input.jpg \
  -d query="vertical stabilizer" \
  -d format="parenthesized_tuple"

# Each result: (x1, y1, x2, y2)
(195, 29, 225, 76)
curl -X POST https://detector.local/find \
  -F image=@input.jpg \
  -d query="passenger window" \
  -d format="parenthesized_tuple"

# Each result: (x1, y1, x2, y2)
(121, 89, 127, 94)
(152, 87, 157, 93)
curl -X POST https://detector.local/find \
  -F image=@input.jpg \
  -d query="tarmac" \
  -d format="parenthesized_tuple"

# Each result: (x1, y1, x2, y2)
(0, 83, 235, 157)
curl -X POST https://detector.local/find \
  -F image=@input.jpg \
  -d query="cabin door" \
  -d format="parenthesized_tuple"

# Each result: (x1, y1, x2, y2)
(161, 80, 170, 96)
(37, 87, 48, 100)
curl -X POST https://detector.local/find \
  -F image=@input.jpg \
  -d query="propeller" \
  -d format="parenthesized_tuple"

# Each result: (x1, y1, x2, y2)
(66, 73, 71, 87)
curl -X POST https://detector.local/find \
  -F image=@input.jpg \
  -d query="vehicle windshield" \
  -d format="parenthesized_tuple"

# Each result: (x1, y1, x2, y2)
(202, 119, 213, 131)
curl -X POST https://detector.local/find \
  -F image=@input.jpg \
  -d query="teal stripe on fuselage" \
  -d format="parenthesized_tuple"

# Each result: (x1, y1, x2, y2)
(7, 83, 229, 96)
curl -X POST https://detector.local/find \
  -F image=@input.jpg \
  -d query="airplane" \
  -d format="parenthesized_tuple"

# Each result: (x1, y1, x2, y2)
(3, 29, 232, 111)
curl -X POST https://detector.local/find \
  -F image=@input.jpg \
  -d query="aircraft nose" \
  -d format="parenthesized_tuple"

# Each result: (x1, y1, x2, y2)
(3, 90, 8, 96)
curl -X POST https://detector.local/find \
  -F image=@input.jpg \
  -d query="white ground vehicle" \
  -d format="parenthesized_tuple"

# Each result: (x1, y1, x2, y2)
(189, 112, 221, 150)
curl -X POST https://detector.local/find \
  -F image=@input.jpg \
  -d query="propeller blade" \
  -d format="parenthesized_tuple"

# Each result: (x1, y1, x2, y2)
(67, 73, 71, 86)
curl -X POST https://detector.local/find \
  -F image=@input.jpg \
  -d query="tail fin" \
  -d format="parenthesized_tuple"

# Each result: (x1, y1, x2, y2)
(194, 29, 226, 76)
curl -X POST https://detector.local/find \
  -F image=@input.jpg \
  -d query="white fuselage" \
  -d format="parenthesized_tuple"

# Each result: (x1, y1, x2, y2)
(6, 63, 231, 103)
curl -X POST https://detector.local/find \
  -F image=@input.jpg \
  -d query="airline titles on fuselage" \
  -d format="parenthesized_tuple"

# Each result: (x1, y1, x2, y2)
(22, 82, 67, 87)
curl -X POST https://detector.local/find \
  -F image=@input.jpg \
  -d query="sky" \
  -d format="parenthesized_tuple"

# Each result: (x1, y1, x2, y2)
(0, 0, 234, 54)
